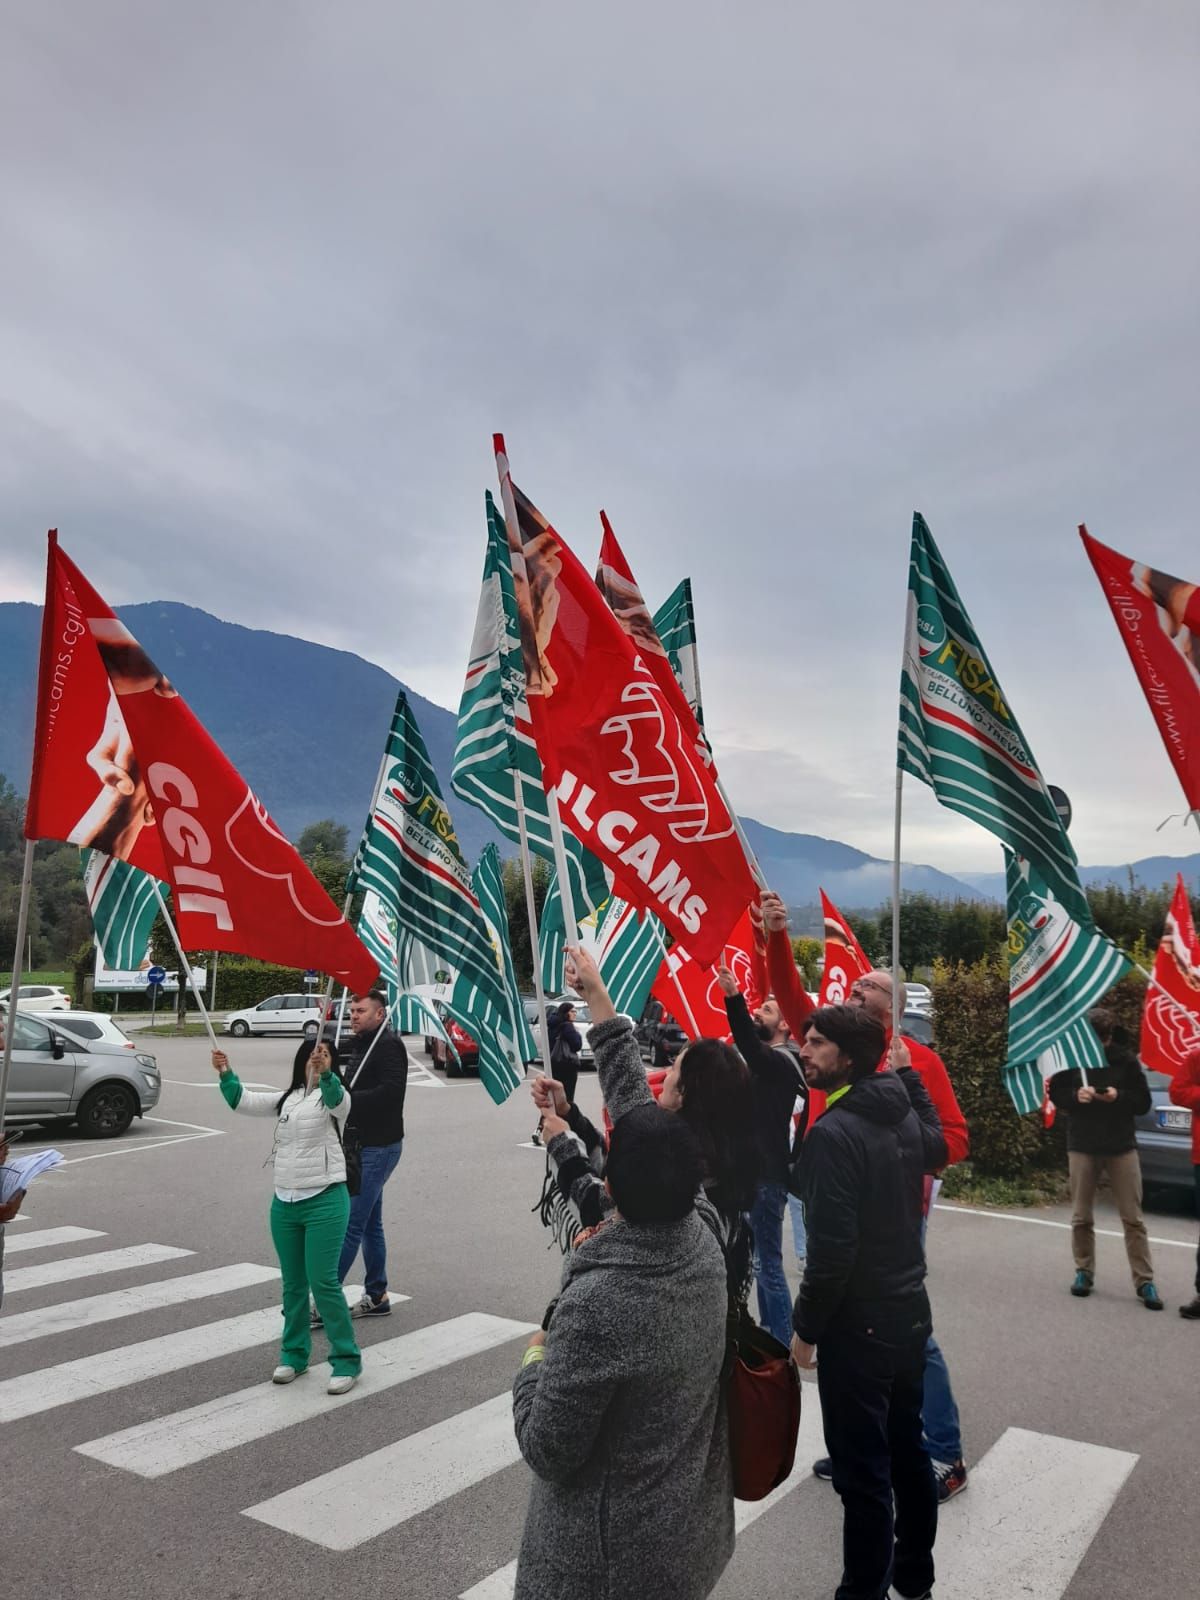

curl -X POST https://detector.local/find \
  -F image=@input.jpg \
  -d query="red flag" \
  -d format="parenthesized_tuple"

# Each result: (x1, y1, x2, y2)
(1080, 528, 1200, 811)
(495, 439, 756, 966)
(25, 534, 378, 990)
(817, 889, 873, 1006)
(1140, 874, 1200, 1076)
(651, 908, 764, 1040)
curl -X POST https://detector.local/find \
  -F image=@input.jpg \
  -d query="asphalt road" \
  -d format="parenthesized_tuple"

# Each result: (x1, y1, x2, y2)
(4, 1032, 1198, 1600)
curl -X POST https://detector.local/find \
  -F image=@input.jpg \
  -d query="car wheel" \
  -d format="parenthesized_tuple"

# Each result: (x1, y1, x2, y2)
(76, 1083, 137, 1139)
(302, 1021, 318, 1040)
(229, 1019, 250, 1038)
(445, 1055, 464, 1078)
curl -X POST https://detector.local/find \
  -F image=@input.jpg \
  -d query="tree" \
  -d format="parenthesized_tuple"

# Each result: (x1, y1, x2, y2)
(790, 936, 822, 989)
(296, 818, 353, 906)
(877, 893, 945, 975)
(501, 855, 551, 989)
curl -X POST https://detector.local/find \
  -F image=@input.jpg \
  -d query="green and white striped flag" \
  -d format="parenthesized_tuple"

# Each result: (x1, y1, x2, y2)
(451, 493, 608, 925)
(1004, 849, 1129, 1090)
(82, 849, 165, 971)
(653, 578, 705, 730)
(898, 515, 1094, 929)
(449, 844, 535, 1092)
(596, 894, 666, 1019)
(347, 691, 520, 1104)
(1004, 1018, 1108, 1116)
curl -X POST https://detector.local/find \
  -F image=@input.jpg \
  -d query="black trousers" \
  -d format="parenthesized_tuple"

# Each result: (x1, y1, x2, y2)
(556, 1058, 579, 1108)
(816, 1305, 938, 1600)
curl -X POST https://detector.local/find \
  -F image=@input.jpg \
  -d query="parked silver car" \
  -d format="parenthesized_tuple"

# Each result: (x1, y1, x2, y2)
(0, 1006, 161, 1137)
(1134, 1068, 1194, 1194)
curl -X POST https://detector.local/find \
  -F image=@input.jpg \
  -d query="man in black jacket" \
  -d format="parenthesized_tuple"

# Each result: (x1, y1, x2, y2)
(791, 1003, 946, 1600)
(333, 990, 408, 1319)
(717, 964, 804, 1346)
(1048, 1010, 1162, 1310)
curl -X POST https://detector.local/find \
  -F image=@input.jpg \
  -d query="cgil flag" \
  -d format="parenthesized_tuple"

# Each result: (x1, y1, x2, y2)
(451, 493, 608, 927)
(1080, 528, 1200, 813)
(817, 889, 873, 1007)
(495, 438, 756, 966)
(26, 534, 377, 990)
(898, 514, 1093, 930)
(650, 907, 765, 1040)
(347, 692, 522, 1104)
(82, 849, 165, 972)
(1140, 875, 1200, 1077)
(1003, 850, 1129, 1099)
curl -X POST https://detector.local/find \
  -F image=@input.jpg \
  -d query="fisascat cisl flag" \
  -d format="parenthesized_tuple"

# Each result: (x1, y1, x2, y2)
(653, 578, 705, 731)
(81, 849, 165, 973)
(1141, 874, 1200, 1077)
(1080, 528, 1200, 813)
(898, 514, 1093, 930)
(493, 438, 756, 967)
(26, 533, 377, 990)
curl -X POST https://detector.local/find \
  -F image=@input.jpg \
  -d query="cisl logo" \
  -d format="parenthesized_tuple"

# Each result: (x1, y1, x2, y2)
(915, 603, 947, 657)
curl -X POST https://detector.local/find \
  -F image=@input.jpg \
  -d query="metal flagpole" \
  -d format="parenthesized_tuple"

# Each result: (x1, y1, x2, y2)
(514, 778, 554, 1073)
(0, 839, 37, 1128)
(890, 768, 904, 1045)
(642, 911, 704, 1038)
(149, 882, 220, 1050)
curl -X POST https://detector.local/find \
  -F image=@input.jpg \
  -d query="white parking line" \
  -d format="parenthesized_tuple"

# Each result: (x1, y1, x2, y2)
(243, 1391, 522, 1549)
(936, 1201, 1196, 1250)
(79, 1313, 531, 1477)
(4, 1243, 193, 1294)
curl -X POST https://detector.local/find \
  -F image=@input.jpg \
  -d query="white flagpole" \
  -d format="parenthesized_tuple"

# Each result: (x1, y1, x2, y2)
(0, 839, 37, 1127)
(890, 766, 903, 1044)
(149, 882, 220, 1049)
(514, 778, 554, 1073)
(641, 910, 704, 1038)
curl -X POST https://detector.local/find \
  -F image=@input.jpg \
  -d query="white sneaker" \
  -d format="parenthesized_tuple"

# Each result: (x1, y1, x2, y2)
(327, 1373, 358, 1395)
(272, 1365, 304, 1384)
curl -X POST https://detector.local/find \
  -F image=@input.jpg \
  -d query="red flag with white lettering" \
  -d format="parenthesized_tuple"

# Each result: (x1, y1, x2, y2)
(817, 889, 873, 1006)
(651, 908, 764, 1040)
(495, 439, 755, 966)
(1080, 528, 1200, 812)
(1140, 875, 1200, 1076)
(24, 533, 378, 989)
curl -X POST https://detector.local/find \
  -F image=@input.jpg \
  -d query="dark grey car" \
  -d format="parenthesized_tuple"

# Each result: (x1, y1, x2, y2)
(1135, 1068, 1194, 1194)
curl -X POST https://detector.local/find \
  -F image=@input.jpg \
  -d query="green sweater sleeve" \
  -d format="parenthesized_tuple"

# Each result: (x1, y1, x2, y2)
(218, 1070, 243, 1110)
(319, 1070, 345, 1109)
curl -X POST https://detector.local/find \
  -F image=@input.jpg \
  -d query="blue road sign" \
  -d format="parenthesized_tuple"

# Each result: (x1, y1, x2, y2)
(147, 965, 167, 987)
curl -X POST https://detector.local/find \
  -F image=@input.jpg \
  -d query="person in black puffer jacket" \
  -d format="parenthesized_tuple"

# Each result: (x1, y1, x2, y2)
(791, 1002, 947, 1600)
(1048, 1009, 1161, 1310)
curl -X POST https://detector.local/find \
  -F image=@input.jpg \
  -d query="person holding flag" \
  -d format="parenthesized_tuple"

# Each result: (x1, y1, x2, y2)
(1168, 1052, 1200, 1320)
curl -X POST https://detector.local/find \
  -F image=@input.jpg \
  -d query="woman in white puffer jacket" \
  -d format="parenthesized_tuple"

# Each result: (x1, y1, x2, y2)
(212, 1039, 361, 1394)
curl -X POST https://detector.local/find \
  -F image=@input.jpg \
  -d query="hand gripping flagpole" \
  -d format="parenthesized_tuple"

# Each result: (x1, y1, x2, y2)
(149, 882, 220, 1049)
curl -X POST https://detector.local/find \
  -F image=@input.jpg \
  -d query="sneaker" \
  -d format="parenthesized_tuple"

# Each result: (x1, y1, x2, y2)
(1179, 1296, 1200, 1320)
(327, 1373, 358, 1395)
(933, 1457, 968, 1501)
(812, 1456, 833, 1481)
(309, 1302, 323, 1329)
(1138, 1282, 1165, 1311)
(272, 1365, 304, 1384)
(351, 1292, 391, 1319)
(888, 1589, 933, 1600)
(530, 1128, 543, 1148)
(1070, 1269, 1094, 1297)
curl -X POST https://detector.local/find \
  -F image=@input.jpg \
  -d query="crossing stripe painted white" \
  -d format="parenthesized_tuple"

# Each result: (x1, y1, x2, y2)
(0, 1286, 365, 1424)
(934, 1425, 1138, 1598)
(243, 1391, 522, 1549)
(0, 1262, 279, 1350)
(4, 1243, 193, 1294)
(458, 1378, 826, 1598)
(78, 1312, 533, 1476)
(3, 1226, 107, 1254)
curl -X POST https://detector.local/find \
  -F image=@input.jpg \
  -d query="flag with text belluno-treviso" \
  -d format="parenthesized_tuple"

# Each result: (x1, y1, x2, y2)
(347, 692, 522, 1104)
(897, 515, 1093, 930)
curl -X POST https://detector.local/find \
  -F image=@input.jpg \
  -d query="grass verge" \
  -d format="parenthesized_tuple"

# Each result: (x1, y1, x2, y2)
(940, 1161, 1070, 1208)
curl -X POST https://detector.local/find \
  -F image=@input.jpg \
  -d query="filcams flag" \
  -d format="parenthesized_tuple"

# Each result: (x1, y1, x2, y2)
(347, 692, 520, 1103)
(1141, 875, 1200, 1076)
(817, 890, 873, 1007)
(653, 579, 705, 730)
(1080, 529, 1200, 812)
(82, 849, 164, 972)
(898, 515, 1093, 929)
(451, 494, 607, 923)
(26, 534, 377, 991)
(496, 439, 756, 966)
(1003, 851, 1129, 1098)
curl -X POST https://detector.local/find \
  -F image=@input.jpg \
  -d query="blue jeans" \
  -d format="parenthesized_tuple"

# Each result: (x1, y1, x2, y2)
(337, 1140, 403, 1302)
(749, 1180, 793, 1347)
(920, 1213, 963, 1464)
(788, 1193, 807, 1262)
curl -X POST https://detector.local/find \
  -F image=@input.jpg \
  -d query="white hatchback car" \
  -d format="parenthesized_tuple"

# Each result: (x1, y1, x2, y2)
(33, 1010, 137, 1051)
(0, 982, 72, 1012)
(225, 993, 324, 1039)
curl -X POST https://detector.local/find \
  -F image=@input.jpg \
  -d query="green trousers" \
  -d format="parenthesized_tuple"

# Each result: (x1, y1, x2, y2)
(269, 1185, 361, 1377)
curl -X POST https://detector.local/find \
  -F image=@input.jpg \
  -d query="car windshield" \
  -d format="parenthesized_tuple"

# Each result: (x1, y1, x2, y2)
(1144, 1069, 1175, 1090)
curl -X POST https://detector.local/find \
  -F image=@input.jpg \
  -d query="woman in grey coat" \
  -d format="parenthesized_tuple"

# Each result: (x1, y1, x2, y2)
(511, 952, 735, 1600)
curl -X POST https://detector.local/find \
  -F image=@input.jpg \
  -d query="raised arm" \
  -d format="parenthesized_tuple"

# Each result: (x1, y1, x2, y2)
(564, 945, 651, 1124)
(761, 892, 816, 1041)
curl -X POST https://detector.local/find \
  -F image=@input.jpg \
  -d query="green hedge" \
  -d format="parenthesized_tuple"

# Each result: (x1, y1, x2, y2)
(211, 960, 312, 1011)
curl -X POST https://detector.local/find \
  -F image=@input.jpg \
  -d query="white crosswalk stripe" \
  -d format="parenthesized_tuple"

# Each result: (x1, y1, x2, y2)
(243, 1391, 523, 1549)
(3, 1242, 193, 1294)
(0, 1261, 279, 1349)
(77, 1312, 533, 1475)
(3, 1226, 107, 1254)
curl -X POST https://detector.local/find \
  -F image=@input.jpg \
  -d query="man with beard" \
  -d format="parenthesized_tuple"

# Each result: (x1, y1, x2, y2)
(791, 1003, 946, 1600)
(717, 964, 805, 1346)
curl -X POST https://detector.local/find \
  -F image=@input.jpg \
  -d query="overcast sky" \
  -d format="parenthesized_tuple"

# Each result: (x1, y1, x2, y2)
(3, 3, 1198, 877)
